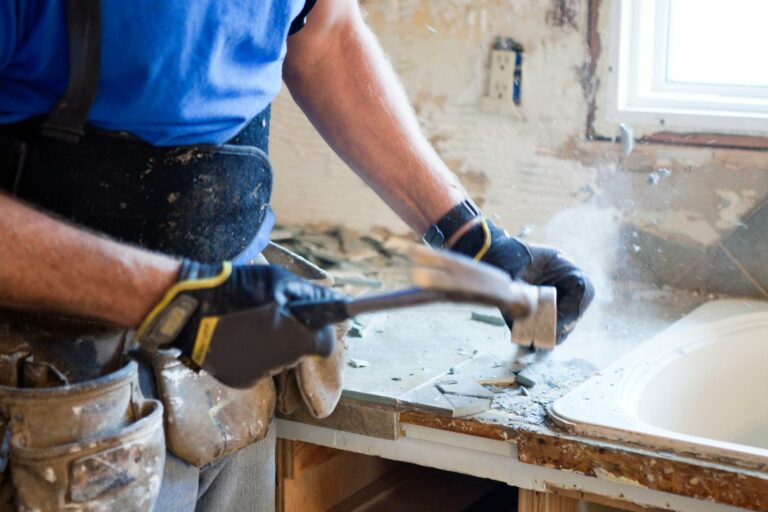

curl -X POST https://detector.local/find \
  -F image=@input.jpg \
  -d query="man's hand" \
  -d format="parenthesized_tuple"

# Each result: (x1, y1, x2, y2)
(452, 220, 594, 344)
(137, 261, 339, 388)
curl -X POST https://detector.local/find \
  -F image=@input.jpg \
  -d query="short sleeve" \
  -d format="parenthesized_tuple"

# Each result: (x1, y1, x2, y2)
(288, 0, 317, 36)
(0, 2, 16, 71)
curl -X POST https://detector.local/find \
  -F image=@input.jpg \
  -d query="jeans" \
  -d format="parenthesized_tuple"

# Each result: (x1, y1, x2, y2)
(153, 429, 277, 512)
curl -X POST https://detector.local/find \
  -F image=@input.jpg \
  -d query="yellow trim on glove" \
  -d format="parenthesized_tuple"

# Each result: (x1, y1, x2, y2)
(192, 316, 220, 366)
(473, 218, 492, 261)
(136, 262, 233, 341)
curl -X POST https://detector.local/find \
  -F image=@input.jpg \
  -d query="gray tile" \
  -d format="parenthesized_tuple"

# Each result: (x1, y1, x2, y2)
(621, 225, 707, 285)
(722, 199, 768, 291)
(674, 244, 765, 298)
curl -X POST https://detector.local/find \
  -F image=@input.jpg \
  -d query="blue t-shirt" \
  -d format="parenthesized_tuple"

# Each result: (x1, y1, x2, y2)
(0, 0, 306, 145)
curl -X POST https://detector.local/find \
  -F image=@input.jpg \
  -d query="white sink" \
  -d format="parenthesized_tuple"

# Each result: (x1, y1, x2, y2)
(551, 299, 768, 467)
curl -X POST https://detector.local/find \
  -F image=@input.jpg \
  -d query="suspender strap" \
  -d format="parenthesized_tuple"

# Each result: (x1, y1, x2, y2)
(288, 0, 318, 35)
(41, 0, 101, 143)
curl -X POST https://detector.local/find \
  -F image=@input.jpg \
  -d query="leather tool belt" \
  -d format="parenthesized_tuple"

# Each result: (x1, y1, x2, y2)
(0, 361, 164, 511)
(263, 243, 349, 420)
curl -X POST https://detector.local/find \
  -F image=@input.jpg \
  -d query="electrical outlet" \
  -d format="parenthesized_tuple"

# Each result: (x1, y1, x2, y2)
(480, 37, 523, 116)
(489, 50, 515, 101)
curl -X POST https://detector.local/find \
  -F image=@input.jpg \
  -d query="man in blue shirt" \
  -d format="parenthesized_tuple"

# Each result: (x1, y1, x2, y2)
(0, 0, 593, 510)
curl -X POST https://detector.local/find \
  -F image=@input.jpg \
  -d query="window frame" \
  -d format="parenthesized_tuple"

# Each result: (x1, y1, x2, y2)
(605, 0, 768, 135)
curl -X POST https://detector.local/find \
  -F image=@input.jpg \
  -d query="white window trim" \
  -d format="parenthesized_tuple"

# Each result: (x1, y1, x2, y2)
(606, 0, 768, 135)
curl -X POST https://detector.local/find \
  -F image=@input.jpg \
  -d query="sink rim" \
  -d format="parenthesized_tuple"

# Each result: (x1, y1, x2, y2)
(550, 299, 768, 470)
(621, 312, 768, 418)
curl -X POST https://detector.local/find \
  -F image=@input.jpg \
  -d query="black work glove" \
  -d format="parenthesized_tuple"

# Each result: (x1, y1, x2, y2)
(136, 260, 340, 388)
(451, 220, 594, 344)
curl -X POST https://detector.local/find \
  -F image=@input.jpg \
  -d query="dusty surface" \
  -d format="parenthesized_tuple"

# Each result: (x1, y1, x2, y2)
(278, 225, 768, 509)
(339, 279, 709, 426)
(275, 224, 713, 424)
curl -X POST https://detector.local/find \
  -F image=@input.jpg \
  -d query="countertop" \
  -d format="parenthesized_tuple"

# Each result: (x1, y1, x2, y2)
(281, 281, 768, 510)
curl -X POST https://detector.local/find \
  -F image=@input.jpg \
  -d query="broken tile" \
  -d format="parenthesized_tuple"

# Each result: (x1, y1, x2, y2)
(515, 370, 537, 388)
(435, 380, 494, 399)
(347, 358, 371, 368)
(443, 394, 492, 418)
(476, 376, 516, 387)
(398, 385, 454, 416)
(347, 325, 364, 338)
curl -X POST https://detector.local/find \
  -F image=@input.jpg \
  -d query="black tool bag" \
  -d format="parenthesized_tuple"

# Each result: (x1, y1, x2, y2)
(0, 112, 273, 263)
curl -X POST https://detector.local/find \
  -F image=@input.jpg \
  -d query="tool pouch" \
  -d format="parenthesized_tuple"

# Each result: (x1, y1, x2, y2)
(151, 350, 275, 468)
(264, 243, 349, 419)
(0, 360, 165, 511)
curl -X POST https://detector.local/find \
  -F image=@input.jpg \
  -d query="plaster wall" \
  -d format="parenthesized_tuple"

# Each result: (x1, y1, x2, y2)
(269, 0, 768, 296)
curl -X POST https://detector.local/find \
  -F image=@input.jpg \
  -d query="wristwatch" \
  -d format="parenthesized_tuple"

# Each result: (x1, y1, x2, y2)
(422, 199, 481, 248)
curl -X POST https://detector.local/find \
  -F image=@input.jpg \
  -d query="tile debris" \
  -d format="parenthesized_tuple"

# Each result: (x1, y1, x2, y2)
(436, 380, 494, 400)
(476, 376, 516, 387)
(272, 225, 414, 287)
(515, 369, 537, 388)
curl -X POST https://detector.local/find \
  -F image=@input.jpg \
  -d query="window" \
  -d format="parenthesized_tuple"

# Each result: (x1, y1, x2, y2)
(607, 0, 768, 134)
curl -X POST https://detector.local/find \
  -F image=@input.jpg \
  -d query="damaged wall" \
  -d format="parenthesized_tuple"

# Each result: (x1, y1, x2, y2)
(269, 0, 768, 297)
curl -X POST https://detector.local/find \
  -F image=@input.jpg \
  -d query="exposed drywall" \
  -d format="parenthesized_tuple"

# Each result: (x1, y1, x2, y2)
(269, 0, 768, 296)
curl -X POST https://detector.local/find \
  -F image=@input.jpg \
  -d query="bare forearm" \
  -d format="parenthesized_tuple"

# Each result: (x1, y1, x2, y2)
(284, 0, 467, 234)
(0, 194, 180, 327)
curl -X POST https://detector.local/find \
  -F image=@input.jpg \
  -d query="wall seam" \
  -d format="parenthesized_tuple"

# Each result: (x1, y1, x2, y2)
(718, 243, 768, 298)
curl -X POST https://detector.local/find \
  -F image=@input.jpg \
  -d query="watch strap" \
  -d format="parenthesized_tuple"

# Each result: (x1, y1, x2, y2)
(423, 199, 481, 248)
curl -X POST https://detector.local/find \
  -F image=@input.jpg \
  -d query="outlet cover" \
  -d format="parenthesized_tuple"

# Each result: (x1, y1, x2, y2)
(480, 37, 523, 117)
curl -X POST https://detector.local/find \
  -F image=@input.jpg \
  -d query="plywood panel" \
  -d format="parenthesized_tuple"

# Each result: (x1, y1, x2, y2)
(518, 489, 579, 512)
(278, 440, 400, 512)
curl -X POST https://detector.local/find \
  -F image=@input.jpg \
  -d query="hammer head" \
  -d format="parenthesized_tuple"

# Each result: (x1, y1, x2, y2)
(408, 247, 558, 350)
(510, 286, 557, 350)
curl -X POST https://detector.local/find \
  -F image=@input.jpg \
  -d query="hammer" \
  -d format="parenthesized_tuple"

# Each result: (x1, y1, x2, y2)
(288, 246, 557, 350)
